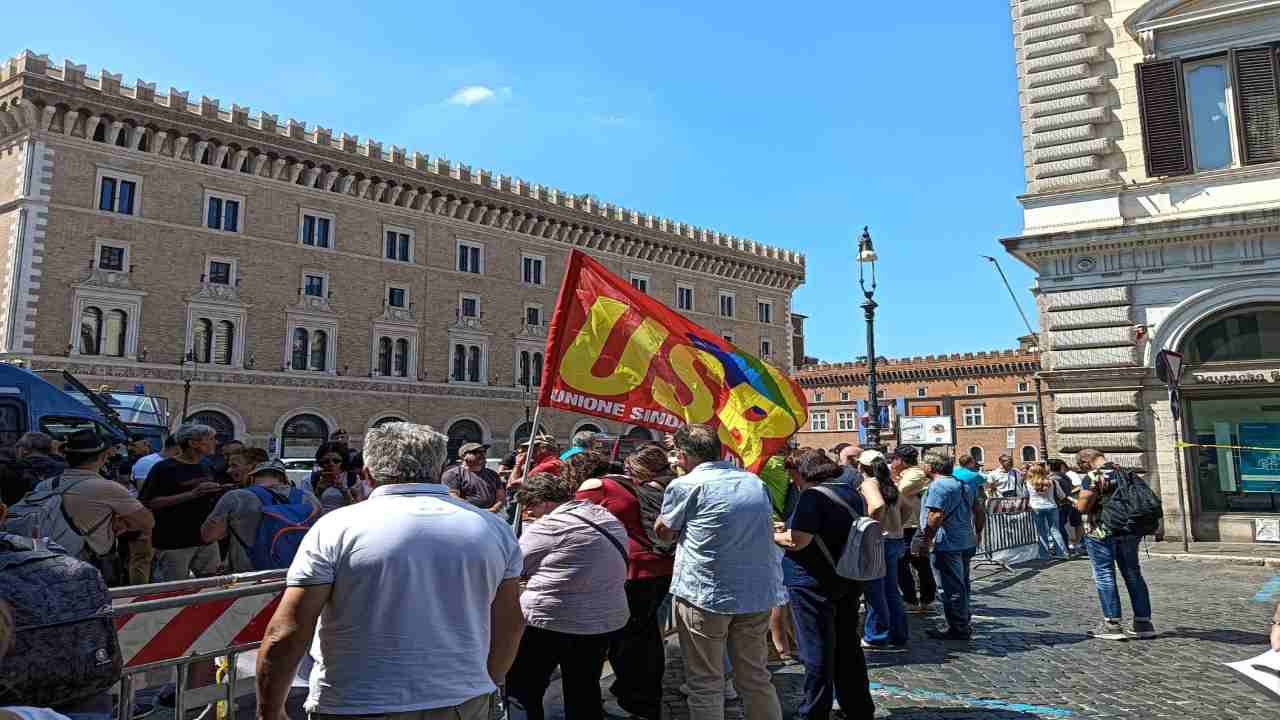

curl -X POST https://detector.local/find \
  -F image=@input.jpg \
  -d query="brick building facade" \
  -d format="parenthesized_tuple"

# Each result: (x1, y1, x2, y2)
(793, 347, 1048, 467)
(0, 50, 805, 459)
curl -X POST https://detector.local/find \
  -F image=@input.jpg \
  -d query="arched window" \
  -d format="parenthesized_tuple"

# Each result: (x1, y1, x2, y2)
(513, 421, 550, 447)
(104, 310, 127, 357)
(468, 346, 482, 383)
(214, 321, 234, 365)
(968, 447, 985, 465)
(532, 352, 544, 387)
(115, 126, 130, 148)
(282, 413, 329, 459)
(292, 329, 309, 370)
(446, 419, 484, 464)
(79, 307, 102, 355)
(193, 319, 212, 363)
(372, 416, 403, 428)
(394, 339, 409, 377)
(1184, 305, 1280, 363)
(453, 344, 466, 381)
(310, 330, 328, 371)
(190, 411, 235, 445)
(519, 351, 531, 388)
(378, 337, 393, 376)
(1021, 445, 1038, 463)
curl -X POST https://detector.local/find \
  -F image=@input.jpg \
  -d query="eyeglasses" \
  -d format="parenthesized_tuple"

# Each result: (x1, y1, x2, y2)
(319, 457, 343, 466)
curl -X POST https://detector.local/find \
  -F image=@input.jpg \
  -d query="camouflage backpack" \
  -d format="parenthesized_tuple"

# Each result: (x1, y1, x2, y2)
(0, 533, 122, 708)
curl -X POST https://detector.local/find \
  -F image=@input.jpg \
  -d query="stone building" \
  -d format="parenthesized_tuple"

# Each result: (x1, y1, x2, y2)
(793, 347, 1048, 467)
(1004, 0, 1280, 542)
(0, 50, 805, 460)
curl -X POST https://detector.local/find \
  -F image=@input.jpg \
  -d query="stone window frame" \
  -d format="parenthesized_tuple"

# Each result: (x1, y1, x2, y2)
(1014, 402, 1039, 426)
(68, 286, 144, 361)
(204, 255, 238, 286)
(676, 282, 695, 312)
(449, 333, 489, 385)
(459, 292, 482, 320)
(300, 269, 330, 299)
(93, 238, 130, 273)
(514, 342, 546, 388)
(457, 238, 485, 275)
(382, 223, 415, 264)
(757, 298, 774, 324)
(384, 282, 411, 310)
(93, 166, 143, 216)
(523, 302, 544, 328)
(840, 390, 850, 402)
(810, 411, 829, 432)
(966, 383, 978, 395)
(629, 271, 651, 294)
(202, 188, 245, 234)
(185, 305, 246, 368)
(521, 252, 547, 287)
(916, 386, 927, 398)
(298, 207, 336, 250)
(719, 290, 736, 319)
(836, 410, 856, 432)
(759, 337, 772, 359)
(283, 318, 338, 374)
(962, 405, 985, 427)
(369, 325, 418, 381)
(1017, 381, 1029, 393)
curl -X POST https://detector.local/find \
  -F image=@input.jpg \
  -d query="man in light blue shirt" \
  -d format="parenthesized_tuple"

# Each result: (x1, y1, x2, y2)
(656, 424, 784, 720)
(913, 450, 984, 642)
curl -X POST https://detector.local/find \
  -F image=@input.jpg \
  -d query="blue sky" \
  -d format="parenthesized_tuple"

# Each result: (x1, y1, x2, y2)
(7, 1, 1035, 362)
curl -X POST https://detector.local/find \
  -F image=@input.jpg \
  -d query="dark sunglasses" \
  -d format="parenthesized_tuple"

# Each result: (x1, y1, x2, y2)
(319, 457, 343, 466)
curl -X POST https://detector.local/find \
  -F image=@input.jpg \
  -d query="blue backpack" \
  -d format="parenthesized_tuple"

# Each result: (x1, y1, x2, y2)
(241, 486, 319, 570)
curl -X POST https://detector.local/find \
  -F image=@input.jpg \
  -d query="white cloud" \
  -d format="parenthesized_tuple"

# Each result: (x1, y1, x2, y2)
(447, 85, 497, 107)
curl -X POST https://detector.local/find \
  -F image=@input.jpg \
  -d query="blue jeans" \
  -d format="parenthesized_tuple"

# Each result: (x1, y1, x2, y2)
(930, 548, 976, 636)
(1084, 535, 1152, 621)
(1032, 507, 1069, 558)
(788, 584, 874, 720)
(862, 538, 909, 645)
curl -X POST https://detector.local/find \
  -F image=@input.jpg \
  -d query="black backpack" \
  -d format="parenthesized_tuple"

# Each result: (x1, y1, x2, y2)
(1098, 466, 1162, 538)
(0, 533, 122, 708)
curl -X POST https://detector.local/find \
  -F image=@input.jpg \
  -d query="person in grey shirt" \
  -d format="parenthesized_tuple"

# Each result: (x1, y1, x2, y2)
(656, 424, 785, 720)
(442, 442, 505, 513)
(505, 471, 628, 720)
(201, 460, 321, 572)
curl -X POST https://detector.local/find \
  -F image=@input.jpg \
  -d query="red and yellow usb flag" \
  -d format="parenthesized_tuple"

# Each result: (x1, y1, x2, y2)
(538, 250, 808, 471)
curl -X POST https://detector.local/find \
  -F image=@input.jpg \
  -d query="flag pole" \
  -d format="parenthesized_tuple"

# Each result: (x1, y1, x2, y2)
(512, 402, 544, 537)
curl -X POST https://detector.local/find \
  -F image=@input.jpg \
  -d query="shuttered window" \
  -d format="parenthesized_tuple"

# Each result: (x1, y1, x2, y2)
(1232, 47, 1280, 165)
(1136, 59, 1193, 177)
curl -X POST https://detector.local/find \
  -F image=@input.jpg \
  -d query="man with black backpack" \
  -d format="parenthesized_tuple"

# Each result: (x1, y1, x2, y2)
(1075, 448, 1158, 641)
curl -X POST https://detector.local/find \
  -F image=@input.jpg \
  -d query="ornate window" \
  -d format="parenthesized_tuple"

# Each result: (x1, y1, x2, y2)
(79, 307, 102, 355)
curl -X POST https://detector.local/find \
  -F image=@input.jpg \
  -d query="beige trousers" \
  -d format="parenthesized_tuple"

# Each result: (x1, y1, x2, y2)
(675, 597, 783, 720)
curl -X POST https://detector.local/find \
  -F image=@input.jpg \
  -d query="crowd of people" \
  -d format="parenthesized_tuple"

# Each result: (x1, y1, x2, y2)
(3, 418, 1279, 720)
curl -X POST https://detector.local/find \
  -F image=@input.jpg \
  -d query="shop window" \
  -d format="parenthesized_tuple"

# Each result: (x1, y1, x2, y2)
(1186, 396, 1280, 514)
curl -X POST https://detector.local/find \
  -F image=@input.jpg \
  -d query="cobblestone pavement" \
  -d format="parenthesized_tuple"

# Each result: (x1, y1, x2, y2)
(634, 554, 1279, 720)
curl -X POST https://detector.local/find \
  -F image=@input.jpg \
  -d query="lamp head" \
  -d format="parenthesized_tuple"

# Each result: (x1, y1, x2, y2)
(857, 226, 878, 263)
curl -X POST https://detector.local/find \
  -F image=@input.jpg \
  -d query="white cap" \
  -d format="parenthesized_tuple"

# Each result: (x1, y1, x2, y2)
(858, 449, 885, 466)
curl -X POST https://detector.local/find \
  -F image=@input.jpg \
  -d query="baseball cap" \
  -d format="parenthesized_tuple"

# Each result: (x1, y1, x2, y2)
(518, 434, 557, 449)
(248, 459, 288, 480)
(459, 442, 489, 457)
(858, 449, 886, 466)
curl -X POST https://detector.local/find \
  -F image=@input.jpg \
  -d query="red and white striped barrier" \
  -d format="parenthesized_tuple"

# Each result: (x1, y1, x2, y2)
(111, 573, 285, 669)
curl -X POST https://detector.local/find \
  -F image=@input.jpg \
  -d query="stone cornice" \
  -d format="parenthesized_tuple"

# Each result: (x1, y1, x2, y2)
(17, 354, 527, 400)
(1002, 207, 1280, 259)
(0, 50, 805, 291)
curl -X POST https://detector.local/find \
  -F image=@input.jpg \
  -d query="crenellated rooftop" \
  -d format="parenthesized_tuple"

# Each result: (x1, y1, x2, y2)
(0, 50, 804, 289)
(794, 348, 1040, 385)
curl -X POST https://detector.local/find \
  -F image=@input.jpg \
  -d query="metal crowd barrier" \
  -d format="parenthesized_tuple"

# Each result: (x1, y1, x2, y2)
(110, 569, 288, 720)
(974, 497, 1039, 572)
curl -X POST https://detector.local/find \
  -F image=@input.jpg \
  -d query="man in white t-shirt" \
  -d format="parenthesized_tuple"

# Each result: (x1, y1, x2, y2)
(131, 435, 177, 488)
(255, 422, 525, 720)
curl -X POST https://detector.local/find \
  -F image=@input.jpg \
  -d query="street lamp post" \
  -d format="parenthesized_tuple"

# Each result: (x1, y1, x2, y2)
(857, 227, 882, 450)
(179, 350, 198, 422)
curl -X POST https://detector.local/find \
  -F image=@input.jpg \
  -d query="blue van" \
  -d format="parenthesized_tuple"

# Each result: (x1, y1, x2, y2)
(0, 362, 129, 450)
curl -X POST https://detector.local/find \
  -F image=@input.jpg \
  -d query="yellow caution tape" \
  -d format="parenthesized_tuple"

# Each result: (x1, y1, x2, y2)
(1176, 441, 1280, 452)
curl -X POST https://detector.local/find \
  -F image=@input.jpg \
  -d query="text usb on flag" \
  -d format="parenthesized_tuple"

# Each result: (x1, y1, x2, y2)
(538, 251, 808, 471)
